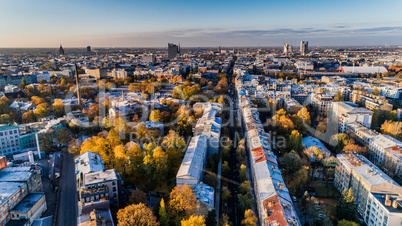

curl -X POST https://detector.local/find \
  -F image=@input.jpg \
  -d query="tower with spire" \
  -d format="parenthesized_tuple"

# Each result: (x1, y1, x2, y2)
(59, 44, 65, 55)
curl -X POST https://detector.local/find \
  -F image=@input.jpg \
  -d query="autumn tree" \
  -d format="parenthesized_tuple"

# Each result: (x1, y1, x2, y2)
(150, 110, 161, 122)
(143, 146, 168, 188)
(128, 190, 147, 205)
(181, 215, 206, 226)
(117, 203, 159, 226)
(342, 144, 368, 156)
(334, 91, 343, 102)
(241, 209, 257, 226)
(52, 99, 65, 117)
(34, 103, 50, 119)
(22, 110, 36, 123)
(330, 133, 354, 153)
(169, 185, 197, 217)
(31, 96, 46, 105)
(372, 87, 379, 95)
(381, 120, 402, 140)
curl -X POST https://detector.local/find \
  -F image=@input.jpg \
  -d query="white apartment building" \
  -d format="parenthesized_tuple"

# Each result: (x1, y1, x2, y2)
(334, 153, 402, 224)
(369, 135, 402, 178)
(309, 92, 334, 114)
(364, 193, 402, 226)
(0, 125, 21, 156)
(331, 102, 373, 133)
(110, 69, 127, 79)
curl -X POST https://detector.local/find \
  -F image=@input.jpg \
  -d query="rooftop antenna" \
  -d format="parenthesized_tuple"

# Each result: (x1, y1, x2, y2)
(74, 64, 81, 105)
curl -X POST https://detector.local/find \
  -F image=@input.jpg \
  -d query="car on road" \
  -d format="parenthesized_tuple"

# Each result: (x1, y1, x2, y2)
(292, 196, 297, 202)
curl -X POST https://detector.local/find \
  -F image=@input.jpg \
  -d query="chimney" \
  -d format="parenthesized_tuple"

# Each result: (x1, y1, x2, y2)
(392, 200, 398, 209)
(280, 185, 283, 191)
(277, 181, 281, 186)
(366, 169, 370, 174)
(385, 195, 391, 206)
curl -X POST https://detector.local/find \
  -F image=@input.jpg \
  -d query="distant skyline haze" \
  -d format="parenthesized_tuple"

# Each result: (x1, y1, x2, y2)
(1, 0, 402, 47)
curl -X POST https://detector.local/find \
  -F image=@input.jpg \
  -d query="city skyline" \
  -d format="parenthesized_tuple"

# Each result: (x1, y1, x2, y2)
(1, 0, 402, 48)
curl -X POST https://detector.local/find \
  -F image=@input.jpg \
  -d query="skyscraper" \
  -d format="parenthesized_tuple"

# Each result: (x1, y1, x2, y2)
(168, 43, 179, 60)
(87, 46, 91, 52)
(59, 44, 65, 55)
(283, 43, 292, 55)
(300, 41, 308, 56)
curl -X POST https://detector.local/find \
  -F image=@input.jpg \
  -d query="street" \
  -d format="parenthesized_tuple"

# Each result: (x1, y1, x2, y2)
(56, 151, 78, 226)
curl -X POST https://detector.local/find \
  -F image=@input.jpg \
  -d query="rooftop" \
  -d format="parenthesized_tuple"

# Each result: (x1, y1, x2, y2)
(11, 193, 44, 212)
(83, 169, 118, 186)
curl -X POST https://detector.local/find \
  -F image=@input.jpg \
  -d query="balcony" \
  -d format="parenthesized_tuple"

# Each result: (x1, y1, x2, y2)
(81, 185, 109, 198)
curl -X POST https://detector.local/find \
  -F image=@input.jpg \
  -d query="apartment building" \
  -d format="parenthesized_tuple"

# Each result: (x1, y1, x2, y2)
(369, 135, 402, 178)
(309, 92, 334, 114)
(334, 153, 402, 225)
(331, 102, 373, 133)
(0, 125, 21, 156)
(193, 102, 223, 156)
(238, 86, 300, 226)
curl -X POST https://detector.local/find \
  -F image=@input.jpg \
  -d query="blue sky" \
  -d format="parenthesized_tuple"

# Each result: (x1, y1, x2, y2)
(1, 0, 402, 47)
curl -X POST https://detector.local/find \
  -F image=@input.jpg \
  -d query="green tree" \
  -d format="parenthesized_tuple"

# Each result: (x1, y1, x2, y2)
(0, 114, 13, 124)
(117, 203, 159, 226)
(336, 188, 357, 221)
(21, 77, 27, 87)
(289, 130, 303, 153)
(159, 198, 169, 226)
(337, 219, 359, 226)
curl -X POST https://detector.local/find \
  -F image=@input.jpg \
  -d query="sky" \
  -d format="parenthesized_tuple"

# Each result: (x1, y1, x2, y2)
(1, 0, 402, 48)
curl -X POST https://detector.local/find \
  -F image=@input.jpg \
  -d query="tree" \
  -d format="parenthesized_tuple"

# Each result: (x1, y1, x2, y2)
(144, 146, 168, 187)
(330, 133, 354, 153)
(342, 144, 368, 155)
(0, 114, 13, 124)
(150, 110, 161, 122)
(237, 193, 253, 212)
(22, 110, 36, 123)
(169, 185, 197, 215)
(381, 120, 402, 140)
(117, 203, 159, 226)
(218, 96, 225, 106)
(239, 164, 247, 182)
(54, 128, 70, 148)
(52, 99, 65, 117)
(316, 121, 326, 133)
(289, 130, 303, 153)
(373, 87, 379, 95)
(159, 198, 169, 226)
(336, 188, 357, 221)
(31, 96, 46, 105)
(128, 190, 147, 205)
(337, 220, 359, 226)
(181, 215, 206, 226)
(21, 77, 27, 87)
(334, 91, 343, 102)
(241, 209, 257, 226)
(34, 103, 50, 119)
